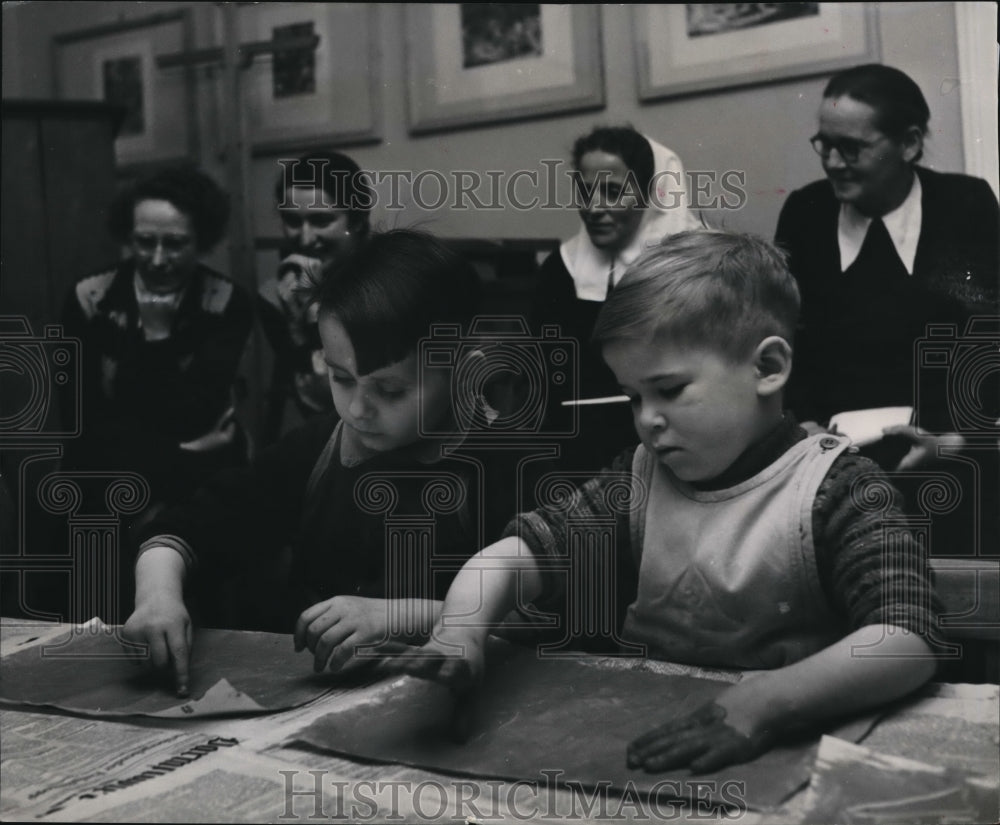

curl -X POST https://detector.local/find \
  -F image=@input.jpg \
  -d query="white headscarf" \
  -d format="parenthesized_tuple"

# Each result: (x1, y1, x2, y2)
(560, 135, 702, 302)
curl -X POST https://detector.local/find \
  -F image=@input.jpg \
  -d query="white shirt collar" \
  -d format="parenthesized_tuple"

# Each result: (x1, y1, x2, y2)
(838, 172, 922, 275)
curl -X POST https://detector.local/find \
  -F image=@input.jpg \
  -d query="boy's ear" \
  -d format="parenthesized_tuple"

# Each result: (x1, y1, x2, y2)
(752, 336, 792, 397)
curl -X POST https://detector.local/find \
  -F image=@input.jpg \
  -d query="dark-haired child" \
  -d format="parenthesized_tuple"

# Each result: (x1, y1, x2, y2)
(379, 230, 942, 772)
(123, 229, 513, 695)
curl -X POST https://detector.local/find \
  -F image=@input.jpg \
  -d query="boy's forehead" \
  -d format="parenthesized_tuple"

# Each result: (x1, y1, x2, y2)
(603, 335, 738, 379)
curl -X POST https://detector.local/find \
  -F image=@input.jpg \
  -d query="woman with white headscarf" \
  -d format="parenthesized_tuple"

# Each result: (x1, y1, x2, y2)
(531, 125, 702, 473)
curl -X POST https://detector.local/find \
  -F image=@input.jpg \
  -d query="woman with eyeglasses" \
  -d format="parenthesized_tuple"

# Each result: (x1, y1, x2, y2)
(60, 165, 254, 524)
(257, 151, 374, 443)
(776, 64, 998, 457)
(775, 64, 999, 588)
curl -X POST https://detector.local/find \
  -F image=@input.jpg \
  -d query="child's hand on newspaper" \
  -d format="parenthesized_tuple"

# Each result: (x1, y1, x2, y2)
(294, 596, 393, 674)
(627, 684, 776, 773)
(373, 629, 485, 743)
(122, 595, 193, 698)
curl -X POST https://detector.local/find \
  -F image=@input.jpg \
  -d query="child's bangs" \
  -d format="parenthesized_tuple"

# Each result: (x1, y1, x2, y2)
(331, 278, 430, 375)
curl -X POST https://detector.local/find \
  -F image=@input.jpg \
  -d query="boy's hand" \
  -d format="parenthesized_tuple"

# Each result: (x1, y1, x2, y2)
(295, 596, 404, 674)
(121, 596, 192, 697)
(627, 685, 776, 773)
(374, 631, 485, 743)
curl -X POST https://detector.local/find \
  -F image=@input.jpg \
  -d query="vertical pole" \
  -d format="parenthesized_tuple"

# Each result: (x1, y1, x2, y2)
(218, 3, 263, 449)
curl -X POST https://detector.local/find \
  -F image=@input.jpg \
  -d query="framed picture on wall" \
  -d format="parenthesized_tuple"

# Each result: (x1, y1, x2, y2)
(404, 4, 605, 135)
(237, 2, 381, 156)
(632, 3, 880, 101)
(52, 10, 198, 170)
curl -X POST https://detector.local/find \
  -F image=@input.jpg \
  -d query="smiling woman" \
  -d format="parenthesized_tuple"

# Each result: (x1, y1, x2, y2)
(257, 151, 375, 444)
(59, 166, 254, 526)
(530, 125, 703, 473)
(776, 62, 1000, 559)
(776, 64, 999, 436)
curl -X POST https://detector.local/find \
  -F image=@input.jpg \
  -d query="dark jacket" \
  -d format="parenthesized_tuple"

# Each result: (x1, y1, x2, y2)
(61, 260, 254, 505)
(775, 167, 999, 429)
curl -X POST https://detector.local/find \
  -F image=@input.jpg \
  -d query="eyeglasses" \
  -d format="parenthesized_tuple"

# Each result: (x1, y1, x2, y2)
(131, 232, 193, 256)
(809, 134, 888, 164)
(279, 213, 340, 230)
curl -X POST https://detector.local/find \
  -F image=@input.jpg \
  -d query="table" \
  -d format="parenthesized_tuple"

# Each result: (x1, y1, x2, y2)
(1, 618, 997, 824)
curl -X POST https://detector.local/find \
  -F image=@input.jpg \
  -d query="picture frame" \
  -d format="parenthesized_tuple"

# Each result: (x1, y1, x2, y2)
(52, 10, 198, 170)
(404, 4, 605, 135)
(237, 2, 382, 156)
(632, 3, 880, 101)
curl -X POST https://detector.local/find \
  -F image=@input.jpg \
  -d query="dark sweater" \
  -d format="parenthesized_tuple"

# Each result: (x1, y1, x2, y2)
(775, 167, 999, 429)
(504, 416, 944, 658)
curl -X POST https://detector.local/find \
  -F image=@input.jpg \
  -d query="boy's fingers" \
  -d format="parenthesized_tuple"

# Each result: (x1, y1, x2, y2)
(294, 603, 333, 651)
(628, 703, 727, 768)
(169, 626, 192, 698)
(372, 643, 438, 680)
(688, 737, 755, 774)
(639, 737, 712, 773)
(372, 644, 475, 687)
(313, 623, 353, 672)
(629, 720, 711, 763)
(628, 714, 700, 754)
(119, 633, 148, 661)
(322, 630, 362, 673)
(144, 633, 169, 670)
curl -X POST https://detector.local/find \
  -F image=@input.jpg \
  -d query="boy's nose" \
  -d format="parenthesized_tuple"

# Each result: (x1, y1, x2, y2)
(638, 405, 666, 432)
(348, 390, 374, 419)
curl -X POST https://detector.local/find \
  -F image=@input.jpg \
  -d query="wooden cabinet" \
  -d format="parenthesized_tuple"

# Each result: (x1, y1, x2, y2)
(1, 100, 122, 331)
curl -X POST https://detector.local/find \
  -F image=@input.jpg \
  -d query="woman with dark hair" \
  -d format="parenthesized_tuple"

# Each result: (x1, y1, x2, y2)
(776, 64, 998, 451)
(61, 165, 254, 518)
(532, 125, 701, 473)
(258, 151, 375, 442)
(775, 63, 999, 570)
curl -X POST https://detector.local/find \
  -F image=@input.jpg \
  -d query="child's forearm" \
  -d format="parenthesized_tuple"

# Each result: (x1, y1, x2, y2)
(134, 545, 187, 606)
(125, 545, 192, 696)
(721, 624, 936, 735)
(435, 536, 544, 644)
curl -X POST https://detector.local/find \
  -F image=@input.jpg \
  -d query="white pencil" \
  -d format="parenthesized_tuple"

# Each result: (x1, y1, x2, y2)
(561, 395, 630, 407)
